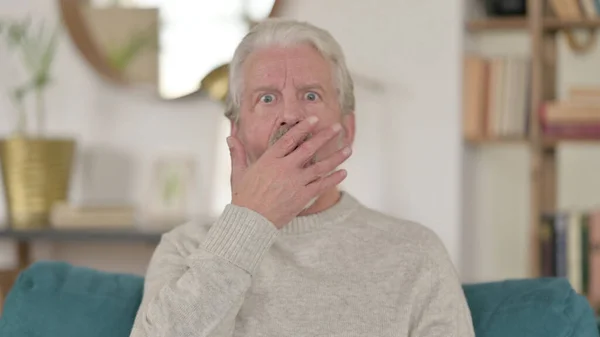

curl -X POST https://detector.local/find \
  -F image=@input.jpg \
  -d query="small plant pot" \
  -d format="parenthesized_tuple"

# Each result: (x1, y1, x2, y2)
(0, 137, 76, 229)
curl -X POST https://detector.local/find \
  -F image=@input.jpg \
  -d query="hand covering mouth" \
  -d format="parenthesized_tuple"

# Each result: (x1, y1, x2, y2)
(269, 125, 316, 166)
(269, 123, 312, 149)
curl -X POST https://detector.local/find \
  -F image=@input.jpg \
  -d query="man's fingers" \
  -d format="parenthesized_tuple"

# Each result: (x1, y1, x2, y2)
(302, 146, 352, 184)
(306, 169, 347, 194)
(291, 122, 343, 164)
(227, 136, 248, 184)
(269, 116, 319, 158)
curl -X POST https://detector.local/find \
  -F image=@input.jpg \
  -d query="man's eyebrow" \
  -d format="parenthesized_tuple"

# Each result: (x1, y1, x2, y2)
(251, 86, 280, 93)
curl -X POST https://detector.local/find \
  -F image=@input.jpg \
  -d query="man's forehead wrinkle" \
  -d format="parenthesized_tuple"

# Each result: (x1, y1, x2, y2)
(287, 56, 309, 89)
(250, 63, 280, 88)
(246, 54, 285, 89)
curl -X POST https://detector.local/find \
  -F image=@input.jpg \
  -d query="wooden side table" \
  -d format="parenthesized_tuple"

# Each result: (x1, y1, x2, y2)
(0, 228, 163, 309)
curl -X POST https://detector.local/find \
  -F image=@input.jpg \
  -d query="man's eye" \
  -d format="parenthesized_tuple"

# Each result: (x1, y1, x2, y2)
(260, 94, 275, 103)
(304, 92, 319, 101)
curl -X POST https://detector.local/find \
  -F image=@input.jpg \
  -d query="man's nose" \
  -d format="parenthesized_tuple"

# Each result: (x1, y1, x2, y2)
(279, 99, 305, 126)
(279, 120, 301, 128)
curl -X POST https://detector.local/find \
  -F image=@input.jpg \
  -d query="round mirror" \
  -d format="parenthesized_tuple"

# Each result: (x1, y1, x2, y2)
(59, 0, 280, 101)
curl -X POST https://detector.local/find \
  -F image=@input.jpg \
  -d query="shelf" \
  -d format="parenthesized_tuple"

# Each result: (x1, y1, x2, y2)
(466, 17, 600, 32)
(465, 137, 600, 149)
(0, 228, 164, 243)
(544, 18, 600, 31)
(465, 137, 529, 144)
(466, 17, 527, 31)
(543, 137, 600, 148)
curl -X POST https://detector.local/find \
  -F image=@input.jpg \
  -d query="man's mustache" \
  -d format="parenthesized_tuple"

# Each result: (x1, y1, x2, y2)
(269, 124, 312, 148)
(269, 124, 316, 166)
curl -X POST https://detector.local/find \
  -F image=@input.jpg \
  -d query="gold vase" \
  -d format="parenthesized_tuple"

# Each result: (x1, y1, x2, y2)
(0, 137, 76, 229)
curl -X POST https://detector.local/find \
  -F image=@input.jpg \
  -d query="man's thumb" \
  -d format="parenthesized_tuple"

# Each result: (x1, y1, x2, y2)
(227, 136, 247, 179)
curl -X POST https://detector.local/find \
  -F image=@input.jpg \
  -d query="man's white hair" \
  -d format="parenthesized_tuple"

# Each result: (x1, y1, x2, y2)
(224, 18, 355, 122)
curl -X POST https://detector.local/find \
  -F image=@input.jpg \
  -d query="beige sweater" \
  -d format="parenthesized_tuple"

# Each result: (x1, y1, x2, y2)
(130, 192, 474, 337)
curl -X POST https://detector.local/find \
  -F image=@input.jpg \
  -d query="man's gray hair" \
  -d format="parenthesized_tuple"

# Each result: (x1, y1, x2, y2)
(224, 18, 355, 122)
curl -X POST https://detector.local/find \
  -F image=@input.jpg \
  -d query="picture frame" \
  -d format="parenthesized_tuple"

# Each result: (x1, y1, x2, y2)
(139, 155, 196, 230)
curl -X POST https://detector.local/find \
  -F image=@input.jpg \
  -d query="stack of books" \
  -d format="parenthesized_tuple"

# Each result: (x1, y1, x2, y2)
(49, 202, 136, 229)
(540, 87, 600, 139)
(540, 210, 600, 309)
(462, 54, 531, 140)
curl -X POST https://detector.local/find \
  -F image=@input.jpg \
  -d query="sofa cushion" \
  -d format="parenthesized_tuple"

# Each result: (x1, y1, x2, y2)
(0, 261, 599, 337)
(463, 277, 599, 337)
(0, 261, 143, 337)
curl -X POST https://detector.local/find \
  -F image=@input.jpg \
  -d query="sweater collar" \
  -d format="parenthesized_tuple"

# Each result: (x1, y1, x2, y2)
(280, 191, 361, 234)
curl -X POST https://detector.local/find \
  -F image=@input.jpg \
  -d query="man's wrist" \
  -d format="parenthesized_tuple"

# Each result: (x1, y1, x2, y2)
(202, 204, 279, 274)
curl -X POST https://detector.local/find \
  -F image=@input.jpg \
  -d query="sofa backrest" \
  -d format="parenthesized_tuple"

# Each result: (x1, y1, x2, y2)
(0, 261, 598, 337)
(463, 277, 599, 336)
(0, 261, 143, 337)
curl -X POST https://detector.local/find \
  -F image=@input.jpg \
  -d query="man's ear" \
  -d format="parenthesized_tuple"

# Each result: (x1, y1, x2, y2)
(341, 112, 355, 147)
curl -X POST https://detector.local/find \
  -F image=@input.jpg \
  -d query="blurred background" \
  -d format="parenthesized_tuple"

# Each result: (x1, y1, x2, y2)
(0, 0, 599, 301)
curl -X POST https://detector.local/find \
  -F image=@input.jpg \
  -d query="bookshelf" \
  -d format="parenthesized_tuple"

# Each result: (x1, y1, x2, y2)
(544, 17, 600, 30)
(467, 17, 600, 32)
(463, 0, 600, 284)
(467, 17, 529, 31)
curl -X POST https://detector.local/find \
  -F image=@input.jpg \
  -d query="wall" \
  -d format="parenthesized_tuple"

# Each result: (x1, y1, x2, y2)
(286, 0, 465, 268)
(0, 0, 466, 276)
(461, 7, 600, 282)
(556, 26, 600, 212)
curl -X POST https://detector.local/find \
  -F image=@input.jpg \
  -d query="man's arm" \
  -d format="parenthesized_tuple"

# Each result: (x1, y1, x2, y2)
(129, 205, 278, 337)
(409, 242, 475, 337)
(128, 117, 350, 336)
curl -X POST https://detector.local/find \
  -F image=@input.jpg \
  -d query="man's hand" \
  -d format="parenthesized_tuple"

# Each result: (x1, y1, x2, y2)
(227, 116, 352, 229)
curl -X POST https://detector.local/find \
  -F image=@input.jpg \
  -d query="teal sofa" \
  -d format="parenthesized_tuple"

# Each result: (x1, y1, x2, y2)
(0, 261, 598, 337)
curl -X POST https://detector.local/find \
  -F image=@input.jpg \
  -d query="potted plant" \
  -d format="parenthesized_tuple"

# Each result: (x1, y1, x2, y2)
(0, 16, 76, 229)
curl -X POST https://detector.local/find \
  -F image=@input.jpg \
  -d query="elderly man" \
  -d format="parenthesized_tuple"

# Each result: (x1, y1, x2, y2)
(130, 19, 474, 337)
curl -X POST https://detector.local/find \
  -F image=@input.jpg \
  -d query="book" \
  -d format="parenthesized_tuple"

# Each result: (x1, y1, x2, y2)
(542, 123, 600, 138)
(540, 210, 600, 309)
(544, 102, 600, 124)
(569, 86, 600, 104)
(555, 212, 569, 278)
(582, 214, 591, 296)
(462, 54, 530, 140)
(568, 212, 583, 293)
(540, 214, 557, 276)
(588, 212, 600, 308)
(462, 55, 488, 140)
(540, 86, 600, 138)
(49, 202, 136, 229)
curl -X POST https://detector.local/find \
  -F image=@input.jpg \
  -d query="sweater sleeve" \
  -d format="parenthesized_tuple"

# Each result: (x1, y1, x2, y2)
(409, 242, 475, 337)
(129, 204, 279, 337)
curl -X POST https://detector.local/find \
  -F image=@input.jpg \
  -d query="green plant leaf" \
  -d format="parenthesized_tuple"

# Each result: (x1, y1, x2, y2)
(6, 18, 29, 48)
(107, 25, 157, 71)
(37, 25, 60, 80)
(1, 16, 61, 135)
